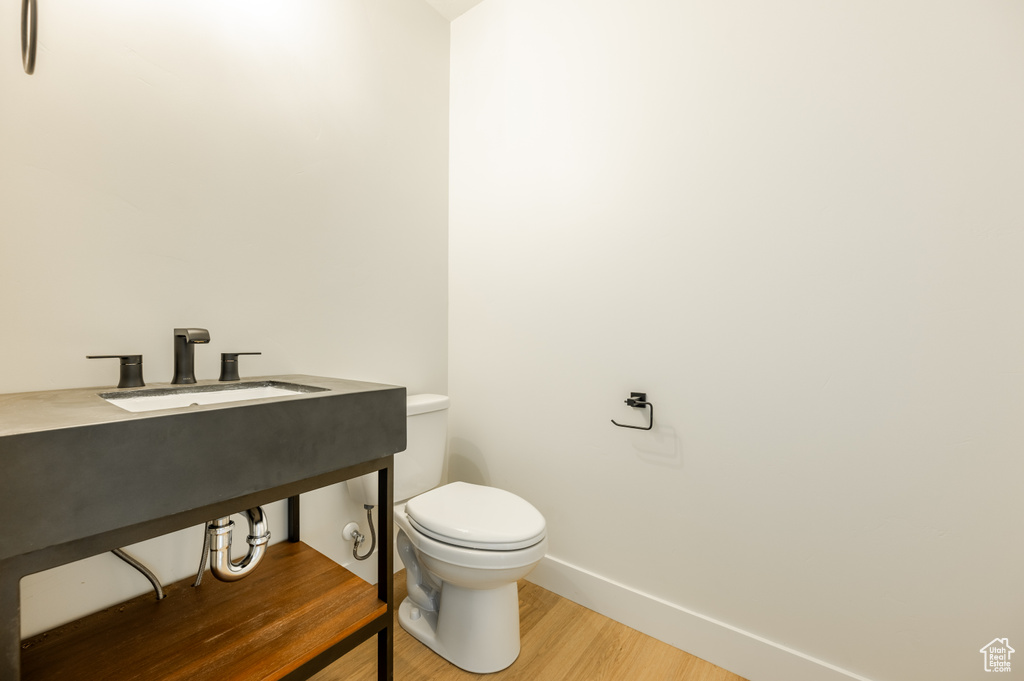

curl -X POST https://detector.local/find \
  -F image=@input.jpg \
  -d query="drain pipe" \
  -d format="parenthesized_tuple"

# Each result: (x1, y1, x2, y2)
(207, 507, 271, 582)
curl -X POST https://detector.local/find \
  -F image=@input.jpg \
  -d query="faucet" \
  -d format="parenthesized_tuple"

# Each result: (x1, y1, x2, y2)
(172, 327, 210, 384)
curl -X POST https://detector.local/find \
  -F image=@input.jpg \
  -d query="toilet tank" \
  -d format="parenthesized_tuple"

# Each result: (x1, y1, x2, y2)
(352, 394, 449, 506)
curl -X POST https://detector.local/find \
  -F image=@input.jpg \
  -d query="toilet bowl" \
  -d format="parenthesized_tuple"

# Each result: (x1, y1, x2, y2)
(348, 395, 548, 673)
(394, 482, 547, 674)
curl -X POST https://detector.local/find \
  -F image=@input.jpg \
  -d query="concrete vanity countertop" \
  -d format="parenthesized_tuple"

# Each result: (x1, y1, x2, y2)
(0, 374, 391, 436)
(0, 375, 406, 565)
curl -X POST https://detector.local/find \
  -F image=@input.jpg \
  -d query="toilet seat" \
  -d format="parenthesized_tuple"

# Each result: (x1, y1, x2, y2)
(405, 482, 546, 551)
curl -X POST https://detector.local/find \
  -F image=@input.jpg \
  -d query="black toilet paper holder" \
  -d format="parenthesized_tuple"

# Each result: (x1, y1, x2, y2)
(611, 392, 654, 431)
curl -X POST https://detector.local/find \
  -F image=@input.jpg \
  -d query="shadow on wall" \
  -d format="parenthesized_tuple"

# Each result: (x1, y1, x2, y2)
(590, 424, 684, 469)
(448, 426, 682, 485)
(629, 425, 683, 468)
(447, 437, 491, 485)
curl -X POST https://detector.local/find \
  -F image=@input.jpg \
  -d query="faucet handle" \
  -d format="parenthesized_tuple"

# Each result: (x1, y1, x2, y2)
(219, 352, 261, 382)
(87, 355, 145, 389)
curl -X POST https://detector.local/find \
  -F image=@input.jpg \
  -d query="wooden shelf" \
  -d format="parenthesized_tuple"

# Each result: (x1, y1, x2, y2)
(20, 542, 385, 681)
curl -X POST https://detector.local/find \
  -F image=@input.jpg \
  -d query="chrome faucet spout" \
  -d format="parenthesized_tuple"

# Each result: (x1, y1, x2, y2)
(172, 327, 210, 384)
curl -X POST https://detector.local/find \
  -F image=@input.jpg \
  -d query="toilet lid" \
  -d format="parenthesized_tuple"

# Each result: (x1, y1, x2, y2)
(405, 482, 547, 551)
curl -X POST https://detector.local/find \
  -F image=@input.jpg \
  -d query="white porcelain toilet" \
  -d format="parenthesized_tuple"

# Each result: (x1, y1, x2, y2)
(351, 394, 548, 674)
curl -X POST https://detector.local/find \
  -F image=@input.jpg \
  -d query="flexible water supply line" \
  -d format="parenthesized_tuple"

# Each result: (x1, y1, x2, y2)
(352, 505, 377, 561)
(111, 548, 165, 601)
(192, 523, 212, 587)
(206, 507, 271, 582)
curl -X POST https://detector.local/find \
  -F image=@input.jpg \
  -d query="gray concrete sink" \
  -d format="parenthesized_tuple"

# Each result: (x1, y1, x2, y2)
(0, 374, 405, 565)
(0, 373, 405, 679)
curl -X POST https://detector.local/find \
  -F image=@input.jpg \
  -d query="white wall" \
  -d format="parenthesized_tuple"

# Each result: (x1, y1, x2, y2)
(449, 2, 1024, 681)
(1, 0, 449, 636)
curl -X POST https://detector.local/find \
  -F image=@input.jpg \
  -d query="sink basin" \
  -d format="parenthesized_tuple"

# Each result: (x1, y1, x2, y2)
(100, 380, 327, 413)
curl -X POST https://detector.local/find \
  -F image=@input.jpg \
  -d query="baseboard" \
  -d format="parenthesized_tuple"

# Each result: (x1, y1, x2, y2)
(527, 555, 874, 681)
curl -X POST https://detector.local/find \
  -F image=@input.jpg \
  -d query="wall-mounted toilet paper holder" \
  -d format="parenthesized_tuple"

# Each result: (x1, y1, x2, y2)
(611, 392, 654, 431)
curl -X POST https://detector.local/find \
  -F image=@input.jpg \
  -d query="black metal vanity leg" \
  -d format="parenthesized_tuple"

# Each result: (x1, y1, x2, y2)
(0, 566, 21, 681)
(377, 458, 394, 681)
(287, 495, 301, 543)
(377, 621, 393, 681)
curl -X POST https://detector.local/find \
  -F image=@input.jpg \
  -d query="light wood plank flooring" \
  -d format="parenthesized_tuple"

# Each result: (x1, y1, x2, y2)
(311, 571, 747, 681)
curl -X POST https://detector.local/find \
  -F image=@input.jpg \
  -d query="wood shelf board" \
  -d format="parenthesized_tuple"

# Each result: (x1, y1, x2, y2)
(21, 542, 385, 681)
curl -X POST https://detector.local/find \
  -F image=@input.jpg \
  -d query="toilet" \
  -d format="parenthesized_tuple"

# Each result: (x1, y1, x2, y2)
(350, 394, 548, 674)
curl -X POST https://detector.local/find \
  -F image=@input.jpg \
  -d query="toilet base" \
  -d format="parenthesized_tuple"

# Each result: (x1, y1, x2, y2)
(398, 580, 521, 674)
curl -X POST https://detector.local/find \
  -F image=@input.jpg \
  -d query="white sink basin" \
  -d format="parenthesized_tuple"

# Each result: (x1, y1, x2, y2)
(100, 381, 326, 413)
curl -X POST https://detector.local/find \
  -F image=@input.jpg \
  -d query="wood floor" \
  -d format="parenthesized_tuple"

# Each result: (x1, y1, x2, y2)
(311, 571, 747, 681)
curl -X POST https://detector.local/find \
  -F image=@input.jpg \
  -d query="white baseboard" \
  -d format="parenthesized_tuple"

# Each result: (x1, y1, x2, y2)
(527, 555, 874, 681)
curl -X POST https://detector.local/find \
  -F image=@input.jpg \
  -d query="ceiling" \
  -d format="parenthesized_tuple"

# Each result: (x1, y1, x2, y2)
(423, 0, 487, 21)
